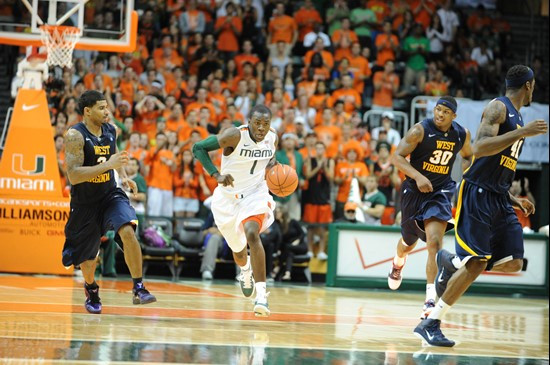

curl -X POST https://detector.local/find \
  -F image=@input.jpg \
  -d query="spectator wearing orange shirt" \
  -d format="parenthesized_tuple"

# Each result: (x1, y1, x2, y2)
(293, 0, 322, 55)
(332, 17, 358, 62)
(173, 149, 200, 218)
(267, 2, 298, 56)
(118, 66, 138, 104)
(235, 40, 261, 76)
(165, 102, 187, 136)
(410, 0, 437, 30)
(333, 145, 370, 219)
(153, 35, 183, 70)
(126, 132, 148, 162)
(314, 108, 342, 158)
(348, 42, 372, 95)
(332, 74, 362, 113)
(467, 5, 491, 35)
(185, 87, 216, 118)
(144, 132, 177, 217)
(367, 0, 391, 24)
(179, 0, 205, 36)
(304, 37, 335, 70)
(135, 95, 166, 140)
(215, 2, 243, 61)
(84, 58, 114, 92)
(372, 60, 400, 110)
(375, 21, 400, 68)
(424, 69, 449, 96)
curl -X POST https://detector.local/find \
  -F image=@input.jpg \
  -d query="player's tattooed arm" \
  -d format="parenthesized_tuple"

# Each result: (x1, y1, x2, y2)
(460, 128, 474, 171)
(472, 99, 531, 158)
(65, 129, 114, 185)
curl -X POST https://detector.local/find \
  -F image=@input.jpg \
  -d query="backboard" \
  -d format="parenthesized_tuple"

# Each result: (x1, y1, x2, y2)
(0, 0, 137, 53)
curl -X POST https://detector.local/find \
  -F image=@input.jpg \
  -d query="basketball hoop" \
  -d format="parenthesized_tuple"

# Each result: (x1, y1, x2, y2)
(39, 25, 81, 68)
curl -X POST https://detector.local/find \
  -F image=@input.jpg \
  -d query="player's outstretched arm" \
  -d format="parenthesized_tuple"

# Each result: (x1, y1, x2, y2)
(65, 129, 128, 185)
(472, 100, 547, 157)
(391, 124, 432, 192)
(460, 128, 474, 171)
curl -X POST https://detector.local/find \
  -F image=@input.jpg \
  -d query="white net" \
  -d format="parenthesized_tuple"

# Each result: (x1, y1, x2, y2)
(39, 25, 81, 68)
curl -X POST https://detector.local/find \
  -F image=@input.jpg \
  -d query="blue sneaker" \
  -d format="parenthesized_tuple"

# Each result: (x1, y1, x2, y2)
(435, 249, 458, 298)
(84, 284, 102, 314)
(253, 293, 270, 317)
(132, 282, 157, 305)
(413, 318, 455, 347)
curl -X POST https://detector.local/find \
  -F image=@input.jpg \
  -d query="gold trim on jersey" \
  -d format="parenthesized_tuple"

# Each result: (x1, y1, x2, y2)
(454, 179, 492, 260)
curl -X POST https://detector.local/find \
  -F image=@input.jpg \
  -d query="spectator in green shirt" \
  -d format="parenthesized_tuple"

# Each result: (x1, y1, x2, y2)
(326, 0, 350, 36)
(402, 23, 430, 92)
(358, 175, 387, 225)
(350, 0, 377, 50)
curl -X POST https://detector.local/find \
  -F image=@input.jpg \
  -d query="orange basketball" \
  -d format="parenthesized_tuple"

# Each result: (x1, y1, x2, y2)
(266, 164, 299, 197)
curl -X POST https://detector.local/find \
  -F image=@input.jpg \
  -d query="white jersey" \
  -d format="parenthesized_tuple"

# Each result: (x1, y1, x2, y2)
(219, 125, 277, 195)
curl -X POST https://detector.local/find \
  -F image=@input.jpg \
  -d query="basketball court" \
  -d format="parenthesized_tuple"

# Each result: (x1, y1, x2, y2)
(0, 274, 548, 364)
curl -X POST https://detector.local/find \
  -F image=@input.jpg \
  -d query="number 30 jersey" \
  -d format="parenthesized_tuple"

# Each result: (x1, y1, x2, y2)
(219, 125, 277, 195)
(464, 96, 525, 194)
(407, 118, 466, 192)
(70, 122, 116, 204)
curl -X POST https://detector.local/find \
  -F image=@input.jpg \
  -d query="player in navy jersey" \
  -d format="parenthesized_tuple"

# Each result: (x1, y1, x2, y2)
(414, 65, 548, 347)
(387, 96, 473, 320)
(63, 90, 156, 314)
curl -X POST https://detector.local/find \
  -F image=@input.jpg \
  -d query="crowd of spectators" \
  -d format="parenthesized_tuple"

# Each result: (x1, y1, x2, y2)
(7, 0, 545, 278)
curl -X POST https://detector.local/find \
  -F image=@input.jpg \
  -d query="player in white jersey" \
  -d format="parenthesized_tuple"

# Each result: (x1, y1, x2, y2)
(192, 105, 278, 316)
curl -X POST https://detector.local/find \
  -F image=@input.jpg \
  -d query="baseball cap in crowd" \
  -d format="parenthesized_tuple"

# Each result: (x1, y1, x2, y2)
(294, 116, 306, 125)
(282, 133, 298, 141)
(151, 80, 163, 89)
(381, 111, 395, 121)
(344, 202, 358, 212)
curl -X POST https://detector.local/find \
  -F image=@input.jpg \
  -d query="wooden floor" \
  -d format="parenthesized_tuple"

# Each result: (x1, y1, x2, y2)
(0, 274, 547, 364)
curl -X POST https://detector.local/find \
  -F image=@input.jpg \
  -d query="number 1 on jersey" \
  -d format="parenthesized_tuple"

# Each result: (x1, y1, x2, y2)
(250, 160, 258, 174)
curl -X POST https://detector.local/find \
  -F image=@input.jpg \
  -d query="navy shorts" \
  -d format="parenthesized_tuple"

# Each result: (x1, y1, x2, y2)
(400, 179, 456, 246)
(62, 188, 138, 267)
(454, 180, 523, 269)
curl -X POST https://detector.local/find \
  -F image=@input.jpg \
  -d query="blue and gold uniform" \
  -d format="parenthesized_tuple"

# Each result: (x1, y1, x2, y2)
(455, 96, 524, 267)
(401, 118, 466, 245)
(62, 122, 138, 267)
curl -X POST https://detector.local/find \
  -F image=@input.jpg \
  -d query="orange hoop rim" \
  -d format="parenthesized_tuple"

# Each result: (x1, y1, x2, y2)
(39, 24, 81, 35)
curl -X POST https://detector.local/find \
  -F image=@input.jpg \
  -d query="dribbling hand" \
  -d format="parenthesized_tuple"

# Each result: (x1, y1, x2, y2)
(415, 174, 433, 193)
(108, 151, 129, 169)
(215, 173, 234, 187)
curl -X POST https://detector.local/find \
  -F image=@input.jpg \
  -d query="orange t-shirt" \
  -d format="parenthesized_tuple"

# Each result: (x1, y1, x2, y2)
(145, 149, 175, 191)
(309, 94, 333, 111)
(331, 88, 362, 113)
(135, 109, 162, 140)
(234, 54, 260, 75)
(165, 115, 187, 133)
(126, 146, 147, 161)
(173, 166, 199, 199)
(195, 152, 221, 201)
(367, 0, 390, 23)
(185, 101, 216, 119)
(215, 16, 243, 52)
(304, 50, 334, 69)
(375, 34, 399, 66)
(372, 71, 399, 108)
(424, 81, 449, 97)
(334, 161, 369, 202)
(332, 29, 358, 47)
(84, 73, 114, 91)
(314, 124, 342, 158)
(119, 79, 136, 103)
(294, 8, 322, 41)
(268, 15, 297, 44)
(349, 55, 372, 94)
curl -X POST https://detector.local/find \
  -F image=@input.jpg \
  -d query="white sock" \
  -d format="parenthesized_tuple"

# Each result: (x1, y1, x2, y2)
(452, 256, 462, 270)
(428, 299, 451, 320)
(393, 254, 406, 266)
(240, 256, 251, 271)
(426, 284, 436, 302)
(255, 282, 266, 299)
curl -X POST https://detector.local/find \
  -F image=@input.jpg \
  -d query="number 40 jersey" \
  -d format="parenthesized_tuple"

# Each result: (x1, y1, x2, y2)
(407, 118, 467, 192)
(464, 96, 525, 194)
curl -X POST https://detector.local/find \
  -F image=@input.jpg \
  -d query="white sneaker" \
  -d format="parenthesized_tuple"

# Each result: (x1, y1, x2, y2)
(238, 269, 255, 297)
(202, 270, 213, 280)
(317, 252, 328, 261)
(254, 292, 270, 317)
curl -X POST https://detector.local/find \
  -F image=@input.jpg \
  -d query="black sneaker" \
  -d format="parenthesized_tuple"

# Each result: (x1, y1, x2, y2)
(413, 318, 455, 347)
(132, 282, 157, 305)
(84, 284, 102, 314)
(435, 249, 458, 298)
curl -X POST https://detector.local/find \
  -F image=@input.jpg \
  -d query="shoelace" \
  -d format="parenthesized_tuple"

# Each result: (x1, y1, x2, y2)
(240, 270, 254, 288)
